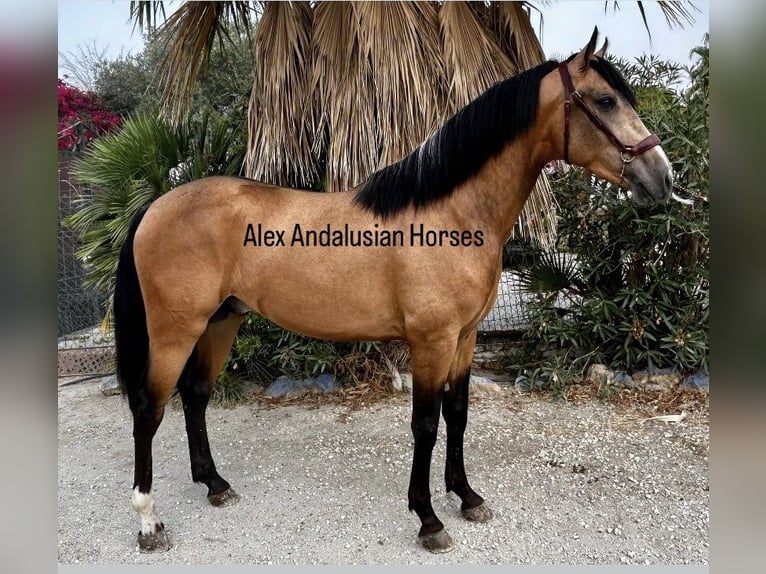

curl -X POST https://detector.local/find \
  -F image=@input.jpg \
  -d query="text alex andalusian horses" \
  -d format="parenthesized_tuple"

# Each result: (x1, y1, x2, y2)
(114, 29, 672, 554)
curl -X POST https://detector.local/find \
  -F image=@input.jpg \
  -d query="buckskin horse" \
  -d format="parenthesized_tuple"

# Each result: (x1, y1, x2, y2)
(114, 29, 672, 553)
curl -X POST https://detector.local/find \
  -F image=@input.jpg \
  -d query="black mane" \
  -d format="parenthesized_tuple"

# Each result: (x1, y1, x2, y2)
(353, 60, 559, 219)
(353, 56, 637, 219)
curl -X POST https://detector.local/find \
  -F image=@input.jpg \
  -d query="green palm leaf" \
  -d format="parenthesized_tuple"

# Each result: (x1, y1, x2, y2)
(517, 251, 583, 296)
(65, 110, 245, 311)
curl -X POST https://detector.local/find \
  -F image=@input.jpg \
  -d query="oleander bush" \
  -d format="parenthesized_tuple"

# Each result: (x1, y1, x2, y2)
(509, 38, 709, 392)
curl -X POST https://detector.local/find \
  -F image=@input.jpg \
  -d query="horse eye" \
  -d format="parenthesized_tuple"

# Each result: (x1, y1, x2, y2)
(597, 96, 616, 110)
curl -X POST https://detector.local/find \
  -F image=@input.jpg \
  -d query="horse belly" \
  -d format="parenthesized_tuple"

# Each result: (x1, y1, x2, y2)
(235, 252, 403, 341)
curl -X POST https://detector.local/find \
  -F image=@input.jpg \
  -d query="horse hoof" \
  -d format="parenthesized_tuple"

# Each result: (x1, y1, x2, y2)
(208, 487, 240, 507)
(462, 502, 493, 523)
(419, 528, 454, 553)
(137, 526, 171, 553)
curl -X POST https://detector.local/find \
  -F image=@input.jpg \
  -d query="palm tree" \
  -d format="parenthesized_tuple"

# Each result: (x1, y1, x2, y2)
(129, 0, 697, 247)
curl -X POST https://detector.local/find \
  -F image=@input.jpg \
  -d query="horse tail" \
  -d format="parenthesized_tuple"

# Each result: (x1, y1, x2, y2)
(114, 208, 149, 406)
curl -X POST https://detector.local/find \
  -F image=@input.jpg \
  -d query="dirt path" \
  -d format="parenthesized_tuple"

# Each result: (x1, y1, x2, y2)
(57, 378, 708, 565)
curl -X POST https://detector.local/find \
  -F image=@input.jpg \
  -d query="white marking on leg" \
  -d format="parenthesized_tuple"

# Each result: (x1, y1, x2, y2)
(131, 487, 162, 535)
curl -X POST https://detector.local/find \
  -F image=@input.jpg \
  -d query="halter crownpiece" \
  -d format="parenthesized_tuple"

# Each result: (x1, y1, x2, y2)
(557, 62, 660, 171)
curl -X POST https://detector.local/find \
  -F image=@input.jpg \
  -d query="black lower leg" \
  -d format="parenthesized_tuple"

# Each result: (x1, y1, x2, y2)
(133, 407, 162, 494)
(131, 392, 165, 538)
(408, 389, 445, 537)
(176, 349, 230, 497)
(442, 369, 484, 511)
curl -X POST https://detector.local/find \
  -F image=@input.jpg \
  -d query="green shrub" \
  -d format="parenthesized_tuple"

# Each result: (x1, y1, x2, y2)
(513, 40, 709, 387)
(67, 110, 245, 301)
(217, 313, 396, 402)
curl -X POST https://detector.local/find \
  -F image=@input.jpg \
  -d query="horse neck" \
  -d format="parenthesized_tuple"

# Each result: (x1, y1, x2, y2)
(448, 128, 557, 245)
(445, 68, 564, 244)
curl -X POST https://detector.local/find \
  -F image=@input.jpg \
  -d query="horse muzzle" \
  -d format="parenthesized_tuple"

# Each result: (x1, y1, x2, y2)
(625, 153, 673, 206)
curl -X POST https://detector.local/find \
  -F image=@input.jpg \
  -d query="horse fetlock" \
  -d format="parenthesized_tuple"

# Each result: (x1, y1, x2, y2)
(407, 491, 432, 514)
(131, 488, 162, 530)
(190, 460, 219, 484)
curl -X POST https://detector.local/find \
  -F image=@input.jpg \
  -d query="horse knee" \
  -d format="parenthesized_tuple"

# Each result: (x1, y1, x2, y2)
(411, 417, 439, 448)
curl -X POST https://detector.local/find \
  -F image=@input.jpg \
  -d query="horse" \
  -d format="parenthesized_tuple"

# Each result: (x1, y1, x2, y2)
(114, 28, 672, 554)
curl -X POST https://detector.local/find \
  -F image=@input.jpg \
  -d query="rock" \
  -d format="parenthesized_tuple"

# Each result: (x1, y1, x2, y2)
(635, 372, 680, 392)
(682, 372, 709, 390)
(470, 375, 502, 396)
(514, 375, 531, 389)
(647, 373, 681, 391)
(387, 373, 502, 395)
(632, 367, 680, 390)
(266, 376, 310, 397)
(585, 364, 610, 385)
(266, 373, 338, 396)
(611, 371, 633, 387)
(313, 373, 338, 393)
(630, 371, 651, 385)
(99, 375, 121, 396)
(587, 364, 681, 392)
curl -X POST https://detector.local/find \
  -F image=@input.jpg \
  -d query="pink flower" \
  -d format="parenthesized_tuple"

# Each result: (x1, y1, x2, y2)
(58, 79, 121, 150)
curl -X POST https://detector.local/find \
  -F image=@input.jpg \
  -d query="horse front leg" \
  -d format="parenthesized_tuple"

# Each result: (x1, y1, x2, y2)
(407, 336, 458, 553)
(442, 329, 493, 522)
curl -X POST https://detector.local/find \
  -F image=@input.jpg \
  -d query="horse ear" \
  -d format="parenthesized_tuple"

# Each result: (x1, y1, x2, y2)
(573, 26, 599, 70)
(594, 37, 609, 59)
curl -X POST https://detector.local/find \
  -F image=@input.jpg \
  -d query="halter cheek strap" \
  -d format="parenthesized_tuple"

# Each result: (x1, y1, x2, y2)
(558, 62, 660, 168)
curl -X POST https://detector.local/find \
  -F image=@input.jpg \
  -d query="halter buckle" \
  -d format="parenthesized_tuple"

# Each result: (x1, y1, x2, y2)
(620, 151, 636, 163)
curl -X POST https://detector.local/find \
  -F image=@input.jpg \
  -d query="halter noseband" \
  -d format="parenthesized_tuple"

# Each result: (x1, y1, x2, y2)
(557, 62, 660, 173)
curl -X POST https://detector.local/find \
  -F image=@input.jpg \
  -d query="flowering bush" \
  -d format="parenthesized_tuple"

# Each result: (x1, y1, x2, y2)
(58, 79, 121, 151)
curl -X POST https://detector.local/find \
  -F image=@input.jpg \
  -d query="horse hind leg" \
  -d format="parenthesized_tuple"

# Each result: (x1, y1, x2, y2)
(176, 312, 243, 507)
(131, 329, 205, 552)
(442, 328, 493, 523)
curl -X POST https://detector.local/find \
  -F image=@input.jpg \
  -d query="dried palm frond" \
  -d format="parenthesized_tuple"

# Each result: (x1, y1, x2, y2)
(311, 1, 378, 191)
(245, 1, 315, 188)
(354, 1, 446, 169)
(487, 1, 546, 71)
(129, 0, 166, 33)
(519, 173, 559, 250)
(153, 1, 253, 123)
(653, 1, 699, 30)
(483, 1, 556, 248)
(439, 1, 515, 111)
(135, 1, 695, 247)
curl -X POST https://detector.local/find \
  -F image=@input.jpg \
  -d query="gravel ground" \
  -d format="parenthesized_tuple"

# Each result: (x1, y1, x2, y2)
(57, 378, 708, 566)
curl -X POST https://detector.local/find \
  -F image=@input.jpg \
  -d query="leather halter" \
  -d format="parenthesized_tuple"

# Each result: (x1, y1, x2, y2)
(558, 62, 660, 169)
